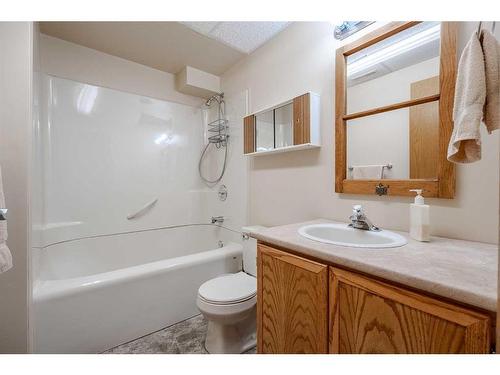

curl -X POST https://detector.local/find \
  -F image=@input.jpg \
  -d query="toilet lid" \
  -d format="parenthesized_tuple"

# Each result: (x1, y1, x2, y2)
(198, 272, 256, 304)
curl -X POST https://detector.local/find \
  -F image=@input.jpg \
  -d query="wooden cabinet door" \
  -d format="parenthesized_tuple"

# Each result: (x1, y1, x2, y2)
(329, 267, 490, 354)
(243, 115, 255, 154)
(293, 93, 311, 145)
(257, 244, 328, 353)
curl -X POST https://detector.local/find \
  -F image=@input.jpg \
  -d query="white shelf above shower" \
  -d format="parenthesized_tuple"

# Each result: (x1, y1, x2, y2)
(243, 92, 321, 156)
(244, 143, 320, 156)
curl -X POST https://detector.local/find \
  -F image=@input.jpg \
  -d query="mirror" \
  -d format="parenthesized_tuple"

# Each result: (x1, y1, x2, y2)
(255, 110, 274, 152)
(274, 103, 293, 148)
(254, 103, 294, 152)
(347, 22, 441, 114)
(335, 22, 457, 198)
(347, 101, 439, 180)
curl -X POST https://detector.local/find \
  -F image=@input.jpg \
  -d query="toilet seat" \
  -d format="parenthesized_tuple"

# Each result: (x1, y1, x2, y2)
(198, 272, 256, 305)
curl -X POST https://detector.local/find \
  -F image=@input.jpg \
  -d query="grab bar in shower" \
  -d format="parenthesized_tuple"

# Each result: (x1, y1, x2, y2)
(126, 198, 159, 220)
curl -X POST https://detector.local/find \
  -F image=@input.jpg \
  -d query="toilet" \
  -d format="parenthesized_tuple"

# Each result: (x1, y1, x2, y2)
(197, 226, 262, 354)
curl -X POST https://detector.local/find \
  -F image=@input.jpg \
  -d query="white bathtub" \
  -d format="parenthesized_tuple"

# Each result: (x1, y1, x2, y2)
(32, 224, 243, 353)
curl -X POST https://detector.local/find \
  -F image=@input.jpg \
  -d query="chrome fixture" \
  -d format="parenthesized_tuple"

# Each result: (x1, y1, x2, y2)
(198, 93, 229, 186)
(211, 216, 224, 224)
(218, 184, 228, 201)
(0, 208, 7, 221)
(348, 205, 380, 231)
(334, 21, 374, 40)
(348, 163, 392, 171)
(348, 163, 392, 179)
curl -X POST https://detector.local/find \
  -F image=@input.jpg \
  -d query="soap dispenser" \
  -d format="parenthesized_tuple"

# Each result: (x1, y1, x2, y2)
(409, 189, 430, 242)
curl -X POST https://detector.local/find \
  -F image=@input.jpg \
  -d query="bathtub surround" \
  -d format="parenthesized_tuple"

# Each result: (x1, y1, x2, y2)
(221, 22, 500, 244)
(34, 74, 217, 247)
(36, 30, 248, 235)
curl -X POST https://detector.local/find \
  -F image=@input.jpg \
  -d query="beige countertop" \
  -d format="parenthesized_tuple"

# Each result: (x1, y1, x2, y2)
(248, 219, 498, 312)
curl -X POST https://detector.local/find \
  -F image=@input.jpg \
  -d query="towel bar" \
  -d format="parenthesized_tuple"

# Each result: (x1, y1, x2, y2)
(348, 163, 393, 171)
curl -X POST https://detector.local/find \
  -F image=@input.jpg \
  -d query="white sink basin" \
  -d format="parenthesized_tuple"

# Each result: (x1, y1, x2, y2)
(298, 223, 407, 248)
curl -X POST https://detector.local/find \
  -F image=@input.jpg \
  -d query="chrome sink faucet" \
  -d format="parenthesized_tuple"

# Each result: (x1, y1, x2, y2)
(211, 216, 224, 224)
(348, 205, 380, 231)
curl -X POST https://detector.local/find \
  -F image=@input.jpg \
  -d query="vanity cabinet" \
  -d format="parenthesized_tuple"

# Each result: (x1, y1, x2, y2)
(257, 243, 492, 354)
(257, 244, 328, 353)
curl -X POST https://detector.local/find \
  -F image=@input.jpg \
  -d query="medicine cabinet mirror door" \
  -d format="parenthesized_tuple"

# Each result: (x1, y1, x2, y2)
(336, 22, 457, 198)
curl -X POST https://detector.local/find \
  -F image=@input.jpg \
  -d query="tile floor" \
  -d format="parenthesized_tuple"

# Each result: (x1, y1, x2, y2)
(104, 314, 256, 354)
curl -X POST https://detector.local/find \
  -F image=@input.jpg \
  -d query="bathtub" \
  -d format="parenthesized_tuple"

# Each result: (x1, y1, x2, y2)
(32, 224, 243, 353)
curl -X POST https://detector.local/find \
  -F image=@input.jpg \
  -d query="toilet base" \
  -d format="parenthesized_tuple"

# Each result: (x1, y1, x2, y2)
(204, 305, 256, 354)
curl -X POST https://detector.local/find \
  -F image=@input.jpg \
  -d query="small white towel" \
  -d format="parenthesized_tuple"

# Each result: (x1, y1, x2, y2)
(480, 30, 499, 133)
(0, 165, 12, 274)
(351, 165, 384, 179)
(447, 33, 486, 163)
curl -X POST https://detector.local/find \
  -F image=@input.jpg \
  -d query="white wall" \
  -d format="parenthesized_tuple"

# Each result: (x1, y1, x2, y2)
(0, 22, 33, 353)
(347, 57, 440, 179)
(221, 21, 500, 244)
(39, 34, 203, 108)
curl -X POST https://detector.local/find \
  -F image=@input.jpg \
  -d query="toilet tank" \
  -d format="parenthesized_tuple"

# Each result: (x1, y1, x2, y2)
(241, 226, 266, 277)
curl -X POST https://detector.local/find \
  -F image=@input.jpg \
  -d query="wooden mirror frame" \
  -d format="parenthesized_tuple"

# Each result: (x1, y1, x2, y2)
(335, 22, 457, 198)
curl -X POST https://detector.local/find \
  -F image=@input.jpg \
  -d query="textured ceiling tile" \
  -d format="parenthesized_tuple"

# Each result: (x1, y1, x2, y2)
(181, 22, 220, 35)
(182, 21, 290, 54)
(210, 22, 290, 53)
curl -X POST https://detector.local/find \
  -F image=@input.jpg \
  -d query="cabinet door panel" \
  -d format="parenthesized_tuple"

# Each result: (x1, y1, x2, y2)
(330, 267, 490, 354)
(258, 244, 328, 353)
(243, 115, 255, 154)
(293, 93, 310, 145)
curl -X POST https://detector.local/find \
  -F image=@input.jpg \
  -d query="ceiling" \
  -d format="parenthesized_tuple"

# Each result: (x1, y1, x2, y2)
(181, 22, 290, 54)
(39, 22, 290, 76)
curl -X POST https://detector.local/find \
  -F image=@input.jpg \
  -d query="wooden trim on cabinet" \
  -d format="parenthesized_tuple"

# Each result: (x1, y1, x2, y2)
(293, 93, 311, 145)
(256, 242, 263, 354)
(243, 115, 255, 154)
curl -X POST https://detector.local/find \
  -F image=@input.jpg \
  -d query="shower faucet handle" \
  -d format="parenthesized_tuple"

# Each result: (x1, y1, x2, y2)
(0, 208, 7, 221)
